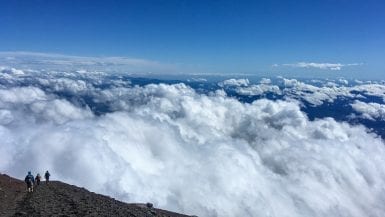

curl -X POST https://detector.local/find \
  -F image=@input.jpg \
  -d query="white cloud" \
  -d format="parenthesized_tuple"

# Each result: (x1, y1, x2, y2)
(281, 62, 362, 71)
(0, 86, 47, 104)
(0, 51, 179, 74)
(0, 66, 25, 75)
(274, 78, 353, 106)
(219, 78, 281, 96)
(218, 78, 249, 87)
(338, 78, 349, 85)
(351, 100, 385, 120)
(352, 84, 385, 102)
(277, 78, 385, 106)
(1, 71, 385, 217)
(0, 87, 93, 124)
(235, 84, 281, 96)
(188, 77, 207, 82)
(216, 77, 385, 107)
(1, 68, 385, 216)
(260, 78, 272, 84)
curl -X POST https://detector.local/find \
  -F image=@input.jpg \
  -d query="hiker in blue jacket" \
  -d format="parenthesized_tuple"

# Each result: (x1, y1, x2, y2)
(25, 171, 35, 192)
(45, 170, 50, 184)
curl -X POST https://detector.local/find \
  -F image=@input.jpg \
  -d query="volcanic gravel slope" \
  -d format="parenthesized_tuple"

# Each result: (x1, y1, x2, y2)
(0, 174, 26, 216)
(0, 174, 192, 217)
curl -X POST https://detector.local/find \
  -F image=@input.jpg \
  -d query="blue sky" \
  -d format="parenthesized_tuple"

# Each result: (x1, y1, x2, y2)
(1, 0, 385, 78)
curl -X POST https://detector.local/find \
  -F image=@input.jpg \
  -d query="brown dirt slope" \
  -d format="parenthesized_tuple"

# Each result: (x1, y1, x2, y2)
(0, 174, 26, 216)
(0, 174, 193, 217)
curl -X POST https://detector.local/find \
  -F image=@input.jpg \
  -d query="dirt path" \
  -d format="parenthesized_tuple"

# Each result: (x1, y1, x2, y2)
(5, 180, 191, 217)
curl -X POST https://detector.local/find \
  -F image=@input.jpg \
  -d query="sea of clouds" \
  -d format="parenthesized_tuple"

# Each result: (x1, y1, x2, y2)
(1, 67, 385, 216)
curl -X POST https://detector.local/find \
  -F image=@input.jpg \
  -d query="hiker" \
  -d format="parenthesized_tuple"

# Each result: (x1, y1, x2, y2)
(35, 173, 41, 186)
(24, 171, 35, 192)
(45, 170, 50, 184)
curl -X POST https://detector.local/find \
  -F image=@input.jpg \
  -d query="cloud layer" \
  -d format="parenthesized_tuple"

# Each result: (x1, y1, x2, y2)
(0, 51, 178, 74)
(1, 69, 385, 216)
(351, 100, 385, 120)
(279, 62, 362, 70)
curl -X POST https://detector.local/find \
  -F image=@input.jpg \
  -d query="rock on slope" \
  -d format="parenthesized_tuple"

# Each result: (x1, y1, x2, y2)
(0, 174, 192, 217)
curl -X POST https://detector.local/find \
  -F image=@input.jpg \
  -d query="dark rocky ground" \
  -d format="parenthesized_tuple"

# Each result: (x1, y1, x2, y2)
(0, 174, 193, 217)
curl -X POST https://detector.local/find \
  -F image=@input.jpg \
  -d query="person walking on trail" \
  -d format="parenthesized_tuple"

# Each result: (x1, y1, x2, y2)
(25, 171, 35, 192)
(45, 171, 50, 184)
(35, 173, 41, 186)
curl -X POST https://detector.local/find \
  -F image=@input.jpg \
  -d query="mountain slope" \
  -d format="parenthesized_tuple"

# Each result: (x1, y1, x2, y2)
(0, 174, 192, 217)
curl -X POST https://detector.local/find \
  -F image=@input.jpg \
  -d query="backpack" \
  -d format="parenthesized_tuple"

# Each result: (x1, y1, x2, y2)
(25, 176, 32, 184)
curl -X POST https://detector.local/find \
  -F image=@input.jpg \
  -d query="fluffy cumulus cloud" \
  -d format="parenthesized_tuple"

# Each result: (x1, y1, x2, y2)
(1, 70, 385, 217)
(0, 66, 25, 75)
(218, 78, 250, 87)
(227, 77, 385, 107)
(338, 78, 349, 85)
(281, 62, 362, 70)
(235, 83, 281, 96)
(260, 78, 272, 84)
(228, 78, 350, 106)
(280, 78, 355, 106)
(219, 78, 281, 96)
(351, 100, 385, 120)
(352, 84, 385, 102)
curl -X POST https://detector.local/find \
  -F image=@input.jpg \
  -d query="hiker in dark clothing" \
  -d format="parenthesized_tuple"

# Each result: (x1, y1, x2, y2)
(45, 171, 50, 184)
(25, 171, 35, 192)
(35, 173, 41, 186)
